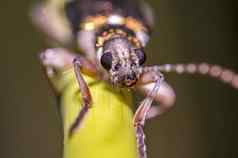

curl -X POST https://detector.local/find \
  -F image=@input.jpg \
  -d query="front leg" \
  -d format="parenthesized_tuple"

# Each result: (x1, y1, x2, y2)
(133, 70, 164, 158)
(31, 1, 72, 45)
(39, 48, 98, 137)
(136, 70, 176, 119)
(133, 68, 176, 158)
(146, 81, 176, 119)
(40, 48, 97, 77)
(68, 58, 93, 137)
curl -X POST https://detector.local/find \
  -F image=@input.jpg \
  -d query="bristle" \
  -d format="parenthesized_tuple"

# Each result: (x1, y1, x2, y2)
(156, 63, 238, 89)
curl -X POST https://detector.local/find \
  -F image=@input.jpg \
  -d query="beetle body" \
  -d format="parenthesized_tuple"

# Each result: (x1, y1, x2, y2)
(32, 0, 238, 158)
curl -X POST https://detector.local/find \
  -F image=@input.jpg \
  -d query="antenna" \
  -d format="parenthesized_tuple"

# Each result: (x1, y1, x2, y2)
(151, 63, 238, 89)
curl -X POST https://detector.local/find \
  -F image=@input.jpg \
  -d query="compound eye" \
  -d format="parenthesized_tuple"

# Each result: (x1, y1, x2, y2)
(135, 49, 146, 65)
(100, 52, 113, 70)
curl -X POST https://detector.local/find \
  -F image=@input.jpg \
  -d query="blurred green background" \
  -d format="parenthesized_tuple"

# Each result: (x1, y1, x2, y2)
(0, 0, 237, 158)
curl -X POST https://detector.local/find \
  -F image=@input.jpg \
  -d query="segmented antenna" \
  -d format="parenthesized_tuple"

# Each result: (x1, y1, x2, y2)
(149, 63, 238, 89)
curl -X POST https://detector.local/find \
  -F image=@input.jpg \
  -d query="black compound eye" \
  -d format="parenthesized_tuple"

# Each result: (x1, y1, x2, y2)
(135, 49, 146, 65)
(100, 52, 113, 70)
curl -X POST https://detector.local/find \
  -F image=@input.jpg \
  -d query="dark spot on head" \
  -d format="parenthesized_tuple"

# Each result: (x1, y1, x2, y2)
(126, 73, 136, 81)
(114, 63, 121, 70)
(131, 62, 137, 67)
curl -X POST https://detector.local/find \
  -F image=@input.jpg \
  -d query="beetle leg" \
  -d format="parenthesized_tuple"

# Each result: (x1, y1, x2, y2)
(31, 1, 73, 45)
(133, 70, 164, 158)
(68, 58, 93, 137)
(137, 80, 176, 120)
(135, 67, 176, 120)
(39, 48, 97, 137)
(40, 48, 97, 78)
(143, 81, 176, 120)
(40, 48, 76, 76)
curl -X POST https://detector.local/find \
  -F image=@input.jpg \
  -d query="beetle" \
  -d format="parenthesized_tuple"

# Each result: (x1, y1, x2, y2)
(31, 0, 238, 158)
